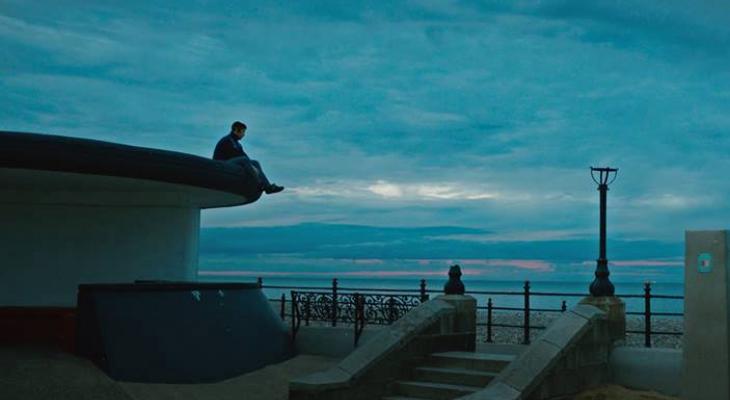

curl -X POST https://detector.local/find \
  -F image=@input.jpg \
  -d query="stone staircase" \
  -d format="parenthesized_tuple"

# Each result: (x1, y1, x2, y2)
(382, 350, 517, 400)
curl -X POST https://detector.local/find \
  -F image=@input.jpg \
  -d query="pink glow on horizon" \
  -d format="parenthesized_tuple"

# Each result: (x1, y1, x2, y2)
(398, 258, 553, 271)
(335, 270, 452, 277)
(198, 270, 446, 277)
(580, 260, 683, 268)
(199, 258, 556, 278)
(351, 259, 385, 265)
(199, 269, 494, 278)
(456, 259, 553, 271)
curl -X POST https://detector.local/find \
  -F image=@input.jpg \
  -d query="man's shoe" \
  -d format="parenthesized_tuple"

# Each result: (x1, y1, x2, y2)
(265, 184, 284, 194)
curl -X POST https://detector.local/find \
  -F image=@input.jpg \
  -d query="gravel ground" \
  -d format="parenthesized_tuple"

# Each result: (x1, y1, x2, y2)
(478, 310, 683, 349)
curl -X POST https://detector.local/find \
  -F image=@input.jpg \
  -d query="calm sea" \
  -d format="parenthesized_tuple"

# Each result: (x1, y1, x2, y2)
(198, 274, 684, 315)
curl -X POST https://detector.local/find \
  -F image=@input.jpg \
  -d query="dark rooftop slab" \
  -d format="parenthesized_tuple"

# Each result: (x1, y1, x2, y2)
(0, 131, 262, 208)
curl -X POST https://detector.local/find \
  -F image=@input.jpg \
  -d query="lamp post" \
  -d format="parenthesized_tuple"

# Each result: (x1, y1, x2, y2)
(590, 166, 618, 296)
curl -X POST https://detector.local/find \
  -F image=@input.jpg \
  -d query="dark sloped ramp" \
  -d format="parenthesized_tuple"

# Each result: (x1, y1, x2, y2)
(76, 282, 293, 383)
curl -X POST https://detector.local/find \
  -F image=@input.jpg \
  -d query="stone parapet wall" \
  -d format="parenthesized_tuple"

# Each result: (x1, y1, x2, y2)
(529, 306, 611, 399)
(461, 304, 610, 400)
(289, 296, 477, 400)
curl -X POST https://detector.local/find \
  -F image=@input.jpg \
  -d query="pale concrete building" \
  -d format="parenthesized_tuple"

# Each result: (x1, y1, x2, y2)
(0, 130, 261, 307)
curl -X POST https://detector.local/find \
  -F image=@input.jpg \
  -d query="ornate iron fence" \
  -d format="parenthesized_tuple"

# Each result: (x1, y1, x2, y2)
(261, 278, 683, 348)
(288, 283, 427, 346)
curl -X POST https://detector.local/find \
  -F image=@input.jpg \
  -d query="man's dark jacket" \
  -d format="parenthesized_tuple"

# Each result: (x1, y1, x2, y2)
(213, 133, 248, 161)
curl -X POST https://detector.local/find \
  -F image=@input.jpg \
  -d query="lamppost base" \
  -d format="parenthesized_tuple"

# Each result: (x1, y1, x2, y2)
(590, 258, 615, 296)
(580, 295, 625, 344)
(589, 279, 615, 297)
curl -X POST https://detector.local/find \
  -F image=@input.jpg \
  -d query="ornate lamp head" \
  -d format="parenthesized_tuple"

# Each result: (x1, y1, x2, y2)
(590, 166, 619, 187)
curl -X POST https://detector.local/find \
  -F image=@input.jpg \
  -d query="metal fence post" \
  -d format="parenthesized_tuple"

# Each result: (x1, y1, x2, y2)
(332, 278, 338, 327)
(644, 281, 652, 348)
(523, 281, 531, 345)
(388, 297, 397, 323)
(354, 293, 364, 347)
(305, 296, 311, 326)
(487, 297, 493, 343)
(280, 293, 286, 320)
(420, 279, 428, 302)
(291, 291, 299, 341)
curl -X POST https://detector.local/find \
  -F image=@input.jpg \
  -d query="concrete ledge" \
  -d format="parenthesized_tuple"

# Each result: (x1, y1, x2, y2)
(475, 343, 527, 356)
(540, 311, 593, 349)
(288, 367, 351, 391)
(579, 296, 625, 343)
(609, 346, 681, 397)
(500, 341, 561, 394)
(571, 304, 608, 321)
(462, 381, 521, 400)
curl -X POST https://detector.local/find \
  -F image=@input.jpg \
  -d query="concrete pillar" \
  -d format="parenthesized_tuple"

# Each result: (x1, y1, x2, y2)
(579, 296, 625, 343)
(683, 230, 730, 400)
(436, 295, 477, 351)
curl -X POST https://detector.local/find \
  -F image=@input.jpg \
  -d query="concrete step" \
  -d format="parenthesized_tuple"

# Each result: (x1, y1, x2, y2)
(413, 366, 498, 387)
(475, 342, 527, 356)
(382, 397, 431, 400)
(427, 351, 515, 372)
(394, 380, 481, 400)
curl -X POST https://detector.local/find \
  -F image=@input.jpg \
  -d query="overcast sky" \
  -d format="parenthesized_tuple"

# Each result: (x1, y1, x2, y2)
(2, 1, 729, 256)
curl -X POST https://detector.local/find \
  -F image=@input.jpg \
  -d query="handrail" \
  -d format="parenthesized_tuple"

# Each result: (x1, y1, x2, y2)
(258, 277, 684, 348)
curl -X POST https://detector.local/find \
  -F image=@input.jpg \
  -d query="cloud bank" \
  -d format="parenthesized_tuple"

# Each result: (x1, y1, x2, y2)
(2, 1, 729, 243)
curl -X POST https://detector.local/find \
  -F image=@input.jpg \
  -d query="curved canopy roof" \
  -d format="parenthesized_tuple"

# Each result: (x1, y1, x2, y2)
(0, 131, 262, 208)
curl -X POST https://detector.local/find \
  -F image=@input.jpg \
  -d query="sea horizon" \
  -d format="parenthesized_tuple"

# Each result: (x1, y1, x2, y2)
(197, 264, 684, 315)
(198, 222, 687, 314)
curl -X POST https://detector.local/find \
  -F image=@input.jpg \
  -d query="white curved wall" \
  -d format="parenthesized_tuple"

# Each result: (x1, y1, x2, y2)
(0, 203, 200, 306)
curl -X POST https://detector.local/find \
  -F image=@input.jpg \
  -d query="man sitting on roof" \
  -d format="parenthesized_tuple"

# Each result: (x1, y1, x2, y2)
(213, 121, 284, 194)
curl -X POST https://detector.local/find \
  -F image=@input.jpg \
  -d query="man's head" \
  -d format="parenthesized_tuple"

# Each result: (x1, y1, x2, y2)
(231, 121, 247, 139)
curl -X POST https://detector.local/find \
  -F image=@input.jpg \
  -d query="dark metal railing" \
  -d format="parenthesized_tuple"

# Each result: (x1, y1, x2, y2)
(478, 294, 567, 345)
(290, 291, 368, 346)
(467, 281, 583, 346)
(621, 282, 684, 347)
(259, 278, 683, 348)
(281, 278, 428, 346)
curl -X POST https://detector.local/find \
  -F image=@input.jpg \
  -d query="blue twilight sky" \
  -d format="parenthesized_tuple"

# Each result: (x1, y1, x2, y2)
(2, 1, 730, 277)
